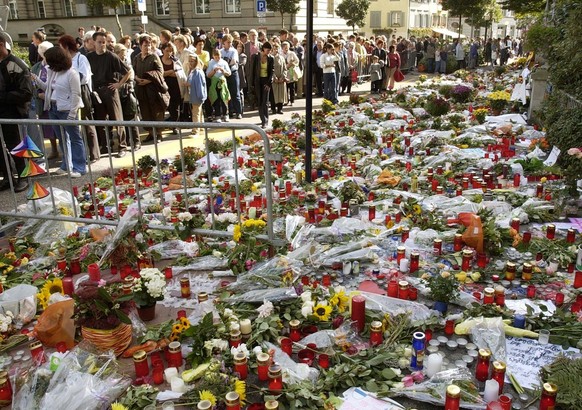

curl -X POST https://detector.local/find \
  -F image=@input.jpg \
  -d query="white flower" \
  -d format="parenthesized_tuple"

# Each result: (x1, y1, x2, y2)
(177, 212, 193, 222)
(301, 301, 314, 318)
(253, 346, 263, 357)
(256, 300, 274, 318)
(231, 343, 249, 357)
(162, 207, 172, 218)
(223, 308, 234, 318)
(229, 321, 240, 331)
(212, 250, 223, 258)
(300, 291, 312, 303)
(135, 233, 144, 243)
(183, 242, 199, 257)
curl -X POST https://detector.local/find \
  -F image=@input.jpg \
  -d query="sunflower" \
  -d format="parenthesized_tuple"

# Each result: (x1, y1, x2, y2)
(42, 278, 64, 295)
(234, 379, 246, 404)
(313, 304, 332, 321)
(412, 204, 422, 215)
(329, 290, 349, 313)
(169, 332, 180, 342)
(199, 390, 217, 405)
(180, 317, 191, 329)
(111, 403, 128, 410)
(172, 323, 184, 334)
(36, 289, 50, 310)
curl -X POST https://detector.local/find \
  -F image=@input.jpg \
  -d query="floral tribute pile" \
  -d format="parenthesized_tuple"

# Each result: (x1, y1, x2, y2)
(1, 61, 582, 409)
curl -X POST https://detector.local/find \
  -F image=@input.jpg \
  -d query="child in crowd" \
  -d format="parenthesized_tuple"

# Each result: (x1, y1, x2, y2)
(369, 55, 383, 93)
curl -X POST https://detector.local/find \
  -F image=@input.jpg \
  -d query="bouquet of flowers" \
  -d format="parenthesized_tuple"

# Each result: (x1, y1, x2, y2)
(487, 90, 511, 111)
(132, 268, 167, 308)
(451, 84, 474, 103)
(73, 281, 133, 330)
(422, 271, 460, 304)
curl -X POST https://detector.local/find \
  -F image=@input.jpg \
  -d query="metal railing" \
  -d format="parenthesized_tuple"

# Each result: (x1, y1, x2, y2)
(0, 119, 279, 244)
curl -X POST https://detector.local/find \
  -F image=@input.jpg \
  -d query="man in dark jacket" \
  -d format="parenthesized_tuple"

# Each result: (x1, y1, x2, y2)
(0, 33, 33, 192)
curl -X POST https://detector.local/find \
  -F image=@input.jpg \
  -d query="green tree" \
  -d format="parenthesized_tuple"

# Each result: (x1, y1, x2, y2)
(335, 0, 371, 33)
(88, 0, 133, 37)
(442, 0, 489, 38)
(464, 0, 503, 39)
(266, 0, 301, 29)
(499, 0, 545, 14)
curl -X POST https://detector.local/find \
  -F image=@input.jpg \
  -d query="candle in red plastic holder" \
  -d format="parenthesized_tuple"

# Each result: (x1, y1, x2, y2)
(409, 252, 420, 273)
(368, 205, 376, 221)
(444, 384, 461, 410)
(87, 263, 101, 282)
(433, 239, 442, 255)
(555, 291, 565, 306)
(152, 363, 164, 385)
(230, 329, 241, 348)
(395, 212, 402, 223)
(477, 253, 488, 268)
(461, 249, 473, 271)
(526, 284, 536, 299)
(233, 352, 248, 380)
(453, 234, 463, 252)
(29, 340, 46, 364)
(110, 265, 118, 275)
(568, 262, 575, 273)
(351, 295, 366, 333)
(68, 257, 81, 276)
(567, 228, 576, 243)
(408, 287, 418, 301)
(133, 350, 149, 379)
(396, 246, 406, 264)
(546, 224, 556, 240)
(289, 320, 302, 342)
(510, 218, 520, 231)
(268, 364, 283, 392)
(504, 261, 516, 280)
(180, 277, 191, 298)
(225, 391, 241, 410)
(318, 353, 330, 369)
(424, 328, 432, 342)
(539, 382, 558, 410)
(0, 370, 12, 407)
(167, 341, 183, 368)
(431, 179, 438, 192)
(575, 271, 582, 289)
(257, 352, 270, 381)
(62, 277, 74, 296)
(401, 227, 410, 243)
(475, 348, 492, 383)
(497, 395, 511, 410)
(322, 274, 332, 287)
(276, 162, 282, 176)
(280, 337, 293, 356)
(369, 321, 383, 346)
(164, 266, 173, 279)
(572, 303, 581, 313)
(513, 173, 520, 187)
(483, 288, 495, 304)
(398, 281, 409, 300)
(491, 361, 507, 394)
(387, 280, 399, 298)
(444, 320, 455, 336)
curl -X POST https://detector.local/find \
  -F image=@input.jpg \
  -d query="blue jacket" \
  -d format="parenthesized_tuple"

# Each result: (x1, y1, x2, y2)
(188, 68, 207, 104)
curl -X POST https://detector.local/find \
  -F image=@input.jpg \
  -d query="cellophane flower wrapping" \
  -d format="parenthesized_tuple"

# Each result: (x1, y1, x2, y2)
(38, 341, 131, 410)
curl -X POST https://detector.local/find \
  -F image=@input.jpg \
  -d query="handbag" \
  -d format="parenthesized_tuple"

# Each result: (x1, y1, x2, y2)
(394, 69, 405, 82)
(80, 84, 93, 112)
(350, 69, 358, 83)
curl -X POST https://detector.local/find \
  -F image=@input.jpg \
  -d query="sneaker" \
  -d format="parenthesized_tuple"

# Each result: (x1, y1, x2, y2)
(222, 116, 229, 122)
(134, 143, 142, 151)
(70, 172, 82, 178)
(14, 180, 29, 193)
(236, 114, 242, 119)
(214, 118, 222, 123)
(118, 150, 127, 158)
(54, 168, 67, 175)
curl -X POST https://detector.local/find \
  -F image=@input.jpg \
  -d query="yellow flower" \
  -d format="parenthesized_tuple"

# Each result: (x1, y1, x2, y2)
(42, 278, 64, 295)
(180, 317, 191, 329)
(172, 323, 184, 334)
(199, 390, 217, 405)
(440, 271, 451, 279)
(234, 379, 247, 404)
(412, 204, 422, 215)
(233, 224, 242, 242)
(36, 289, 50, 310)
(111, 403, 128, 410)
(329, 291, 349, 313)
(169, 332, 180, 342)
(313, 304, 332, 321)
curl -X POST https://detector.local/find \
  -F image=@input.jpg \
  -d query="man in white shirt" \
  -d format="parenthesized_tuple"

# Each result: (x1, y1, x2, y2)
(319, 42, 339, 104)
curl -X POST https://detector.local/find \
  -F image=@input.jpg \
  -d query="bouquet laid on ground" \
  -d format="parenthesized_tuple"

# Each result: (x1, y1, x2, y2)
(73, 281, 133, 330)
(132, 268, 167, 308)
(487, 90, 511, 111)
(422, 271, 460, 304)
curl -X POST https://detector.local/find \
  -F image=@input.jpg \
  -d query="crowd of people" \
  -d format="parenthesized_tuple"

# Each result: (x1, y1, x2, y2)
(0, 24, 524, 193)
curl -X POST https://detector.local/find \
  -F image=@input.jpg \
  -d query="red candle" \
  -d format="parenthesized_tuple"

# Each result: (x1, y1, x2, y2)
(444, 384, 460, 410)
(29, 340, 46, 365)
(555, 291, 564, 306)
(401, 227, 410, 243)
(180, 278, 191, 298)
(164, 266, 173, 279)
(408, 287, 418, 301)
(369, 321, 383, 346)
(268, 364, 283, 392)
(410, 252, 420, 273)
(491, 361, 506, 394)
(571, 303, 581, 313)
(546, 224, 556, 240)
(527, 285, 536, 299)
(230, 330, 241, 348)
(444, 320, 455, 336)
(453, 234, 463, 252)
(483, 288, 495, 304)
(62, 277, 74, 296)
(424, 328, 432, 342)
(398, 281, 409, 300)
(396, 246, 406, 264)
(575, 271, 582, 289)
(434, 239, 442, 255)
(225, 392, 241, 410)
(539, 383, 558, 410)
(318, 354, 330, 369)
(257, 352, 270, 381)
(567, 228, 576, 244)
(322, 274, 331, 287)
(368, 205, 376, 221)
(461, 249, 473, 271)
(133, 350, 149, 378)
(88, 263, 101, 282)
(431, 179, 439, 192)
(289, 320, 302, 342)
(477, 253, 487, 268)
(387, 280, 398, 297)
(280, 337, 293, 355)
(498, 395, 511, 410)
(233, 352, 248, 380)
(351, 295, 366, 333)
(475, 348, 491, 382)
(167, 341, 183, 368)
(513, 173, 520, 187)
(0, 371, 12, 407)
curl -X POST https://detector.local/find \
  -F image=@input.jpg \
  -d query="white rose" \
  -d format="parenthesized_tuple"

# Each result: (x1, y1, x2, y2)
(178, 212, 193, 222)
(301, 304, 313, 318)
(300, 291, 312, 303)
(253, 346, 263, 356)
(162, 207, 172, 218)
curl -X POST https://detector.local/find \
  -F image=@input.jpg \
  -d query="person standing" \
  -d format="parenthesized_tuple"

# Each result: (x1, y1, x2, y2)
(87, 31, 131, 157)
(161, 42, 185, 132)
(187, 54, 207, 136)
(469, 40, 479, 69)
(35, 47, 86, 177)
(281, 41, 299, 106)
(28, 30, 45, 66)
(220, 34, 242, 119)
(0, 33, 33, 192)
(250, 42, 274, 128)
(244, 29, 262, 110)
(270, 42, 287, 114)
(312, 39, 324, 97)
(386, 45, 401, 90)
(455, 40, 466, 70)
(206, 49, 231, 122)
(426, 38, 436, 74)
(319, 43, 339, 103)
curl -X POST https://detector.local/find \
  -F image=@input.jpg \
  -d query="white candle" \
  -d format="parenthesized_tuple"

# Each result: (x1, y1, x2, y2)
(164, 367, 178, 382)
(399, 258, 410, 273)
(248, 207, 257, 220)
(171, 377, 186, 393)
(484, 379, 499, 403)
(239, 318, 252, 335)
(425, 353, 443, 377)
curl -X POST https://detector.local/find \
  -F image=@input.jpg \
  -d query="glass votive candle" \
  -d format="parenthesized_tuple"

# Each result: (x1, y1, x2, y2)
(468, 349, 479, 359)
(538, 329, 550, 345)
(429, 339, 440, 347)
(462, 354, 474, 366)
(465, 343, 477, 351)
(318, 354, 330, 369)
(437, 336, 448, 344)
(427, 345, 439, 354)
(456, 338, 468, 348)
(446, 340, 458, 351)
(455, 359, 467, 368)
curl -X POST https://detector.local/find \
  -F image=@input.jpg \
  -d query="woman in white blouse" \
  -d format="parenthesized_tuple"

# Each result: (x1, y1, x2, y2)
(33, 46, 85, 177)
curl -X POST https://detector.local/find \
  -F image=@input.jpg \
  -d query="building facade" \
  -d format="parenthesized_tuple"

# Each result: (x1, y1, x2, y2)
(3, 0, 353, 45)
(447, 6, 520, 39)
(361, 0, 409, 39)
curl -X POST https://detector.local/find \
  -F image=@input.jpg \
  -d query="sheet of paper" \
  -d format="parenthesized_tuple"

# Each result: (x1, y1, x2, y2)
(340, 388, 403, 410)
(505, 336, 579, 389)
(543, 145, 561, 166)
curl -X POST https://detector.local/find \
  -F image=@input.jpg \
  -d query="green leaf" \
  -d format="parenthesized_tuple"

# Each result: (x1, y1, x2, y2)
(381, 368, 397, 380)
(116, 309, 132, 324)
(366, 380, 379, 392)
(97, 287, 113, 303)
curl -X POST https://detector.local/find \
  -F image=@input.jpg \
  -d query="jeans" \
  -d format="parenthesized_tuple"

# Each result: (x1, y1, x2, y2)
(323, 72, 337, 103)
(427, 58, 435, 73)
(49, 106, 86, 174)
(226, 70, 242, 116)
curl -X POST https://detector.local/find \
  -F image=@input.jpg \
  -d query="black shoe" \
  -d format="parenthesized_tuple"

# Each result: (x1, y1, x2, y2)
(14, 180, 29, 193)
(99, 146, 111, 154)
(277, 109, 283, 114)
(0, 180, 11, 191)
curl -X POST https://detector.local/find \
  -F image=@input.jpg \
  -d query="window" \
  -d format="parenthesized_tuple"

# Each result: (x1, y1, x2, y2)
(63, 0, 74, 16)
(8, 0, 18, 19)
(155, 0, 170, 15)
(327, 0, 334, 15)
(390, 11, 403, 27)
(196, 0, 210, 14)
(37, 0, 46, 18)
(225, 0, 241, 13)
(370, 11, 381, 28)
(122, 2, 135, 14)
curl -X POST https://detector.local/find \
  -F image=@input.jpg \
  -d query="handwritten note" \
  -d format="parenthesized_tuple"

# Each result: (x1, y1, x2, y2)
(340, 388, 403, 410)
(505, 337, 579, 389)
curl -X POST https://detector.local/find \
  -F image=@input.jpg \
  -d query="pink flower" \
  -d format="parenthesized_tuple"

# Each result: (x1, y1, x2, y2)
(402, 375, 414, 387)
(567, 147, 581, 156)
(411, 371, 424, 382)
(97, 279, 107, 287)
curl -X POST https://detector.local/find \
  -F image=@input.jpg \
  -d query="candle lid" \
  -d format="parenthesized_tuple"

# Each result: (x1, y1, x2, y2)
(225, 391, 240, 404)
(446, 384, 461, 398)
(434, 238, 442, 244)
(289, 319, 300, 329)
(29, 340, 42, 350)
(133, 350, 147, 362)
(179, 277, 189, 284)
(370, 321, 382, 331)
(462, 249, 473, 256)
(493, 360, 506, 372)
(265, 400, 279, 410)
(230, 329, 241, 339)
(478, 348, 491, 359)
(506, 261, 516, 268)
(542, 382, 558, 395)
(168, 341, 181, 353)
(233, 351, 247, 364)
(397, 246, 406, 252)
(197, 400, 212, 410)
(268, 364, 282, 378)
(484, 287, 495, 296)
(197, 292, 209, 302)
(398, 280, 409, 288)
(257, 352, 270, 365)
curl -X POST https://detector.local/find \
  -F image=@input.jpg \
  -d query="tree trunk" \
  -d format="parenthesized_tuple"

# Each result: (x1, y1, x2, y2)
(458, 14, 462, 39)
(280, 12, 285, 29)
(115, 11, 123, 38)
